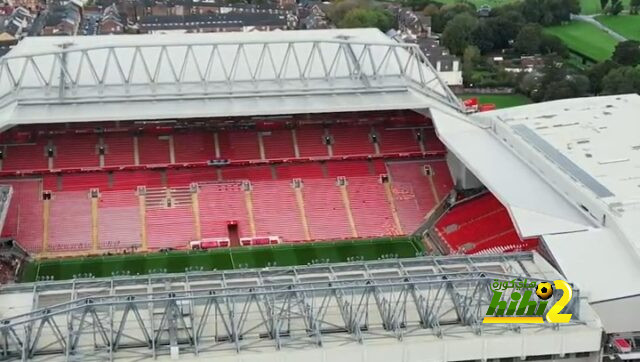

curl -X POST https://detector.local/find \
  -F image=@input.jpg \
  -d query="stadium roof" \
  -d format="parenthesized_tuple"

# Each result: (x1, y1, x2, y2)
(0, 29, 462, 130)
(0, 253, 603, 361)
(432, 94, 640, 332)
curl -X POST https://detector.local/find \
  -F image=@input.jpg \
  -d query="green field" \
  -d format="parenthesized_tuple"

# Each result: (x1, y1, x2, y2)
(580, 0, 631, 14)
(545, 22, 619, 61)
(460, 93, 531, 108)
(596, 15, 640, 41)
(20, 237, 423, 282)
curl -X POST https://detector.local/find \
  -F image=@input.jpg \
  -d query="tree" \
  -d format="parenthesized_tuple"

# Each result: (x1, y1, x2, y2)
(514, 23, 543, 55)
(327, 0, 369, 24)
(631, 0, 640, 14)
(338, 8, 394, 32)
(462, 45, 481, 84)
(521, 0, 580, 26)
(601, 0, 609, 9)
(540, 34, 569, 57)
(471, 21, 496, 53)
(586, 60, 620, 93)
(607, 0, 624, 14)
(422, 3, 440, 16)
(486, 10, 525, 49)
(602, 66, 640, 94)
(405, 0, 431, 11)
(613, 40, 640, 66)
(441, 12, 478, 55)
(431, 2, 475, 32)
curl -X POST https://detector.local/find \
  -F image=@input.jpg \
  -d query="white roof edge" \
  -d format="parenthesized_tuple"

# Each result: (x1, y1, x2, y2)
(429, 108, 592, 238)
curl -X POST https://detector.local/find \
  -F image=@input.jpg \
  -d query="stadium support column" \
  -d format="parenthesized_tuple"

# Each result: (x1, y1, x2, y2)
(415, 129, 426, 153)
(42, 192, 51, 255)
(190, 184, 201, 241)
(91, 189, 100, 252)
(292, 180, 311, 241)
(243, 182, 257, 237)
(133, 136, 140, 166)
(138, 187, 148, 251)
(257, 133, 266, 160)
(291, 129, 300, 158)
(98, 137, 105, 167)
(338, 180, 358, 238)
(382, 176, 404, 235)
(371, 127, 381, 155)
(168, 135, 176, 164)
(324, 129, 333, 157)
(213, 132, 221, 158)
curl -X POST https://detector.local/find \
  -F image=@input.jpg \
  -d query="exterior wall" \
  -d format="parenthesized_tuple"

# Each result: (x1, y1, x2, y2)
(446, 152, 482, 190)
(437, 70, 462, 86)
(591, 296, 640, 334)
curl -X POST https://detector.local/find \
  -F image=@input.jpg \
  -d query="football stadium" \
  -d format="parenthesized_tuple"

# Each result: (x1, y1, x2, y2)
(0, 28, 636, 361)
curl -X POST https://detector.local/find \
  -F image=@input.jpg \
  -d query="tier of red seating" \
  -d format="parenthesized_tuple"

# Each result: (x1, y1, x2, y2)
(0, 124, 441, 175)
(434, 193, 538, 254)
(0, 159, 453, 253)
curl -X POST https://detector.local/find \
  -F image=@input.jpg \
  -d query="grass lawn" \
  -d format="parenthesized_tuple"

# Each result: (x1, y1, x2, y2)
(20, 237, 422, 282)
(580, 0, 631, 14)
(545, 21, 619, 61)
(460, 93, 531, 108)
(596, 15, 640, 41)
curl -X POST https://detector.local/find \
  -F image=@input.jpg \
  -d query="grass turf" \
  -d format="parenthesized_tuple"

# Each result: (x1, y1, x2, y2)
(596, 15, 640, 41)
(460, 93, 531, 108)
(545, 21, 619, 61)
(580, 0, 631, 14)
(20, 237, 422, 282)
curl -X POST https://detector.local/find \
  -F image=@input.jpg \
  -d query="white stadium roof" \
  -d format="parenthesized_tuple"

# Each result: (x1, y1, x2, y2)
(0, 30, 638, 336)
(436, 94, 640, 333)
(0, 29, 461, 130)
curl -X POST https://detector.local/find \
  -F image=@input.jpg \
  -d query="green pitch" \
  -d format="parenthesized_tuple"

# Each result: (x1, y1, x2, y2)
(596, 15, 640, 41)
(20, 237, 424, 282)
(545, 22, 619, 62)
(461, 94, 531, 109)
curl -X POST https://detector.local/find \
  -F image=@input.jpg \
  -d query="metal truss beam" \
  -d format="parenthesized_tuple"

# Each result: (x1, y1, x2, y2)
(0, 39, 463, 113)
(0, 253, 583, 360)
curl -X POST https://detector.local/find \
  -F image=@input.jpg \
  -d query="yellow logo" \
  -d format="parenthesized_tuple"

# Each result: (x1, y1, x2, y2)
(482, 279, 573, 324)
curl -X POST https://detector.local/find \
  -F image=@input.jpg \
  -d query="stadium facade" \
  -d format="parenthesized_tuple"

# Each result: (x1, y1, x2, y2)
(0, 28, 635, 361)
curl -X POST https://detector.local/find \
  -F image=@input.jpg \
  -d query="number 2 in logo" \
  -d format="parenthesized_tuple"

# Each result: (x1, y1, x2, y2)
(545, 280, 573, 323)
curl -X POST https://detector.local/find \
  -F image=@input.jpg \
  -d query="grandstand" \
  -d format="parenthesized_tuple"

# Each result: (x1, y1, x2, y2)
(0, 29, 634, 361)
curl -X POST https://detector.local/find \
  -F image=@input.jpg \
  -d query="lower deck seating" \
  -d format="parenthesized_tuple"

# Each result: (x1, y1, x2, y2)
(48, 191, 92, 252)
(347, 177, 400, 237)
(98, 190, 142, 249)
(386, 160, 451, 232)
(146, 206, 195, 249)
(1, 158, 453, 254)
(251, 181, 306, 241)
(198, 182, 252, 240)
(434, 193, 538, 254)
(1, 180, 43, 252)
(302, 179, 353, 240)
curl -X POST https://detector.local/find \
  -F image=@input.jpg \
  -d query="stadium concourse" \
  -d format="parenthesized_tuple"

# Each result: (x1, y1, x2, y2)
(0, 28, 632, 361)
